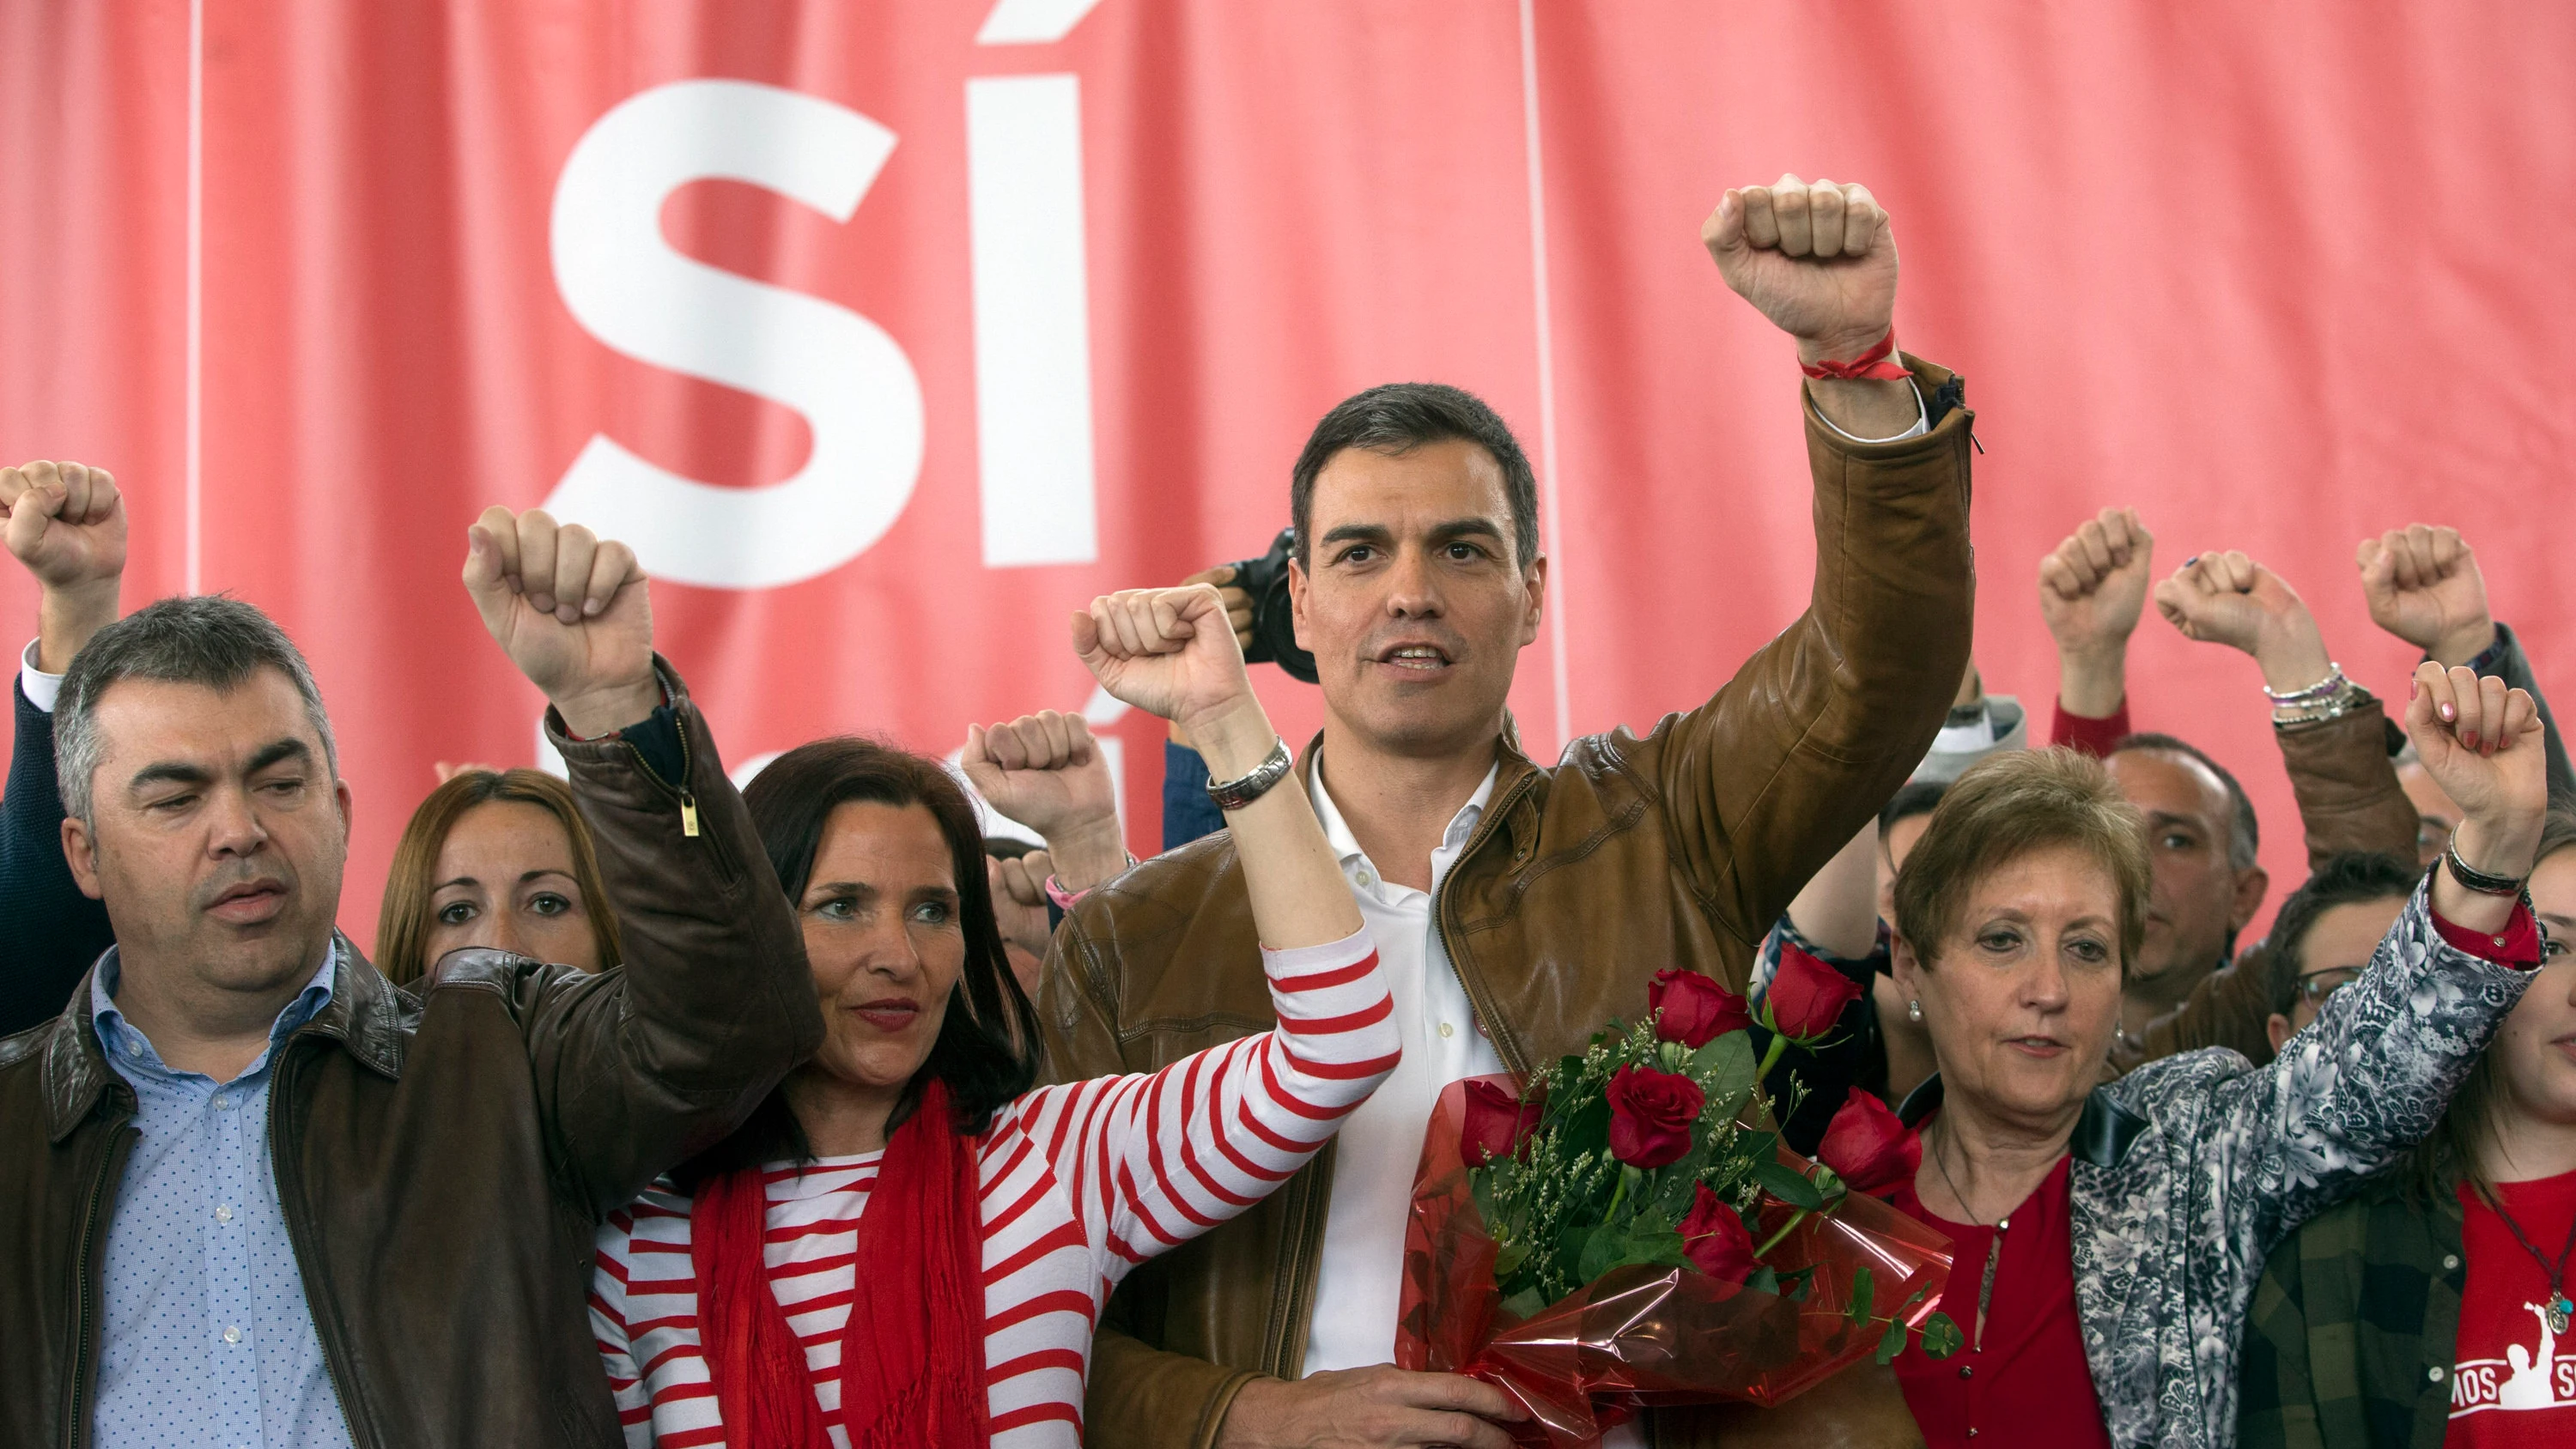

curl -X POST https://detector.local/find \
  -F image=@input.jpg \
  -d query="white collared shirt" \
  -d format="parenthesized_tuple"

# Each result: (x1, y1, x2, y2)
(1299, 764, 1649, 1447)
(1301, 761, 1508, 1373)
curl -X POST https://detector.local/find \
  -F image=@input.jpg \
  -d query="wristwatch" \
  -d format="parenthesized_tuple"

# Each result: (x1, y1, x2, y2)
(1206, 737, 1295, 812)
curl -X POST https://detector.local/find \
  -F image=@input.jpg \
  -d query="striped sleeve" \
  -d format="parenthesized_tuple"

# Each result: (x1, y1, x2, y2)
(588, 1206, 663, 1449)
(1009, 925, 1397, 1282)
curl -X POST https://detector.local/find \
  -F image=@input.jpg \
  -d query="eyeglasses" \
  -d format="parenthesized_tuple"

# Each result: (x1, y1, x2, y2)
(2292, 967, 2366, 1006)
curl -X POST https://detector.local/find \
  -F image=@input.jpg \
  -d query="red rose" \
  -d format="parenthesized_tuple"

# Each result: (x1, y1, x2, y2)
(1460, 1078, 1545, 1166)
(1606, 1065, 1705, 1168)
(1649, 968, 1755, 1048)
(1815, 1088, 1921, 1197)
(1678, 1182, 1758, 1284)
(1766, 940, 1864, 1042)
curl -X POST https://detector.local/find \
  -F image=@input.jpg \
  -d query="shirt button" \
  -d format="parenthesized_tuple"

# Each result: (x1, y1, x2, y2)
(2428, 1367, 2445, 1382)
(1358, 870, 1376, 888)
(222, 1325, 242, 1345)
(216, 1204, 234, 1225)
(125, 1039, 143, 1058)
(2443, 1254, 2461, 1271)
(1438, 1022, 1456, 1040)
(212, 1095, 231, 1110)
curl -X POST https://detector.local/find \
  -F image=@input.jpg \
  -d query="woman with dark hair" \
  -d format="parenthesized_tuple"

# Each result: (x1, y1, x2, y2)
(1874, 661, 2547, 1449)
(589, 585, 1401, 1448)
(2239, 809, 2576, 1446)
(374, 767, 623, 985)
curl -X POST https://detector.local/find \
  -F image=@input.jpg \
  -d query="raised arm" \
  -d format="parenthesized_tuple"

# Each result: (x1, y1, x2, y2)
(461, 506, 822, 1214)
(2152, 548, 2419, 868)
(2360, 524, 2576, 814)
(2105, 552, 2423, 1072)
(2198, 660, 2547, 1246)
(1652, 177, 1974, 961)
(0, 460, 123, 1033)
(2038, 506, 2156, 753)
(964, 710, 1133, 895)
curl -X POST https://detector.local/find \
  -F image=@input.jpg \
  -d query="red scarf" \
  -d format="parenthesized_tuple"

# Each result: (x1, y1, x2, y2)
(690, 1077, 989, 1449)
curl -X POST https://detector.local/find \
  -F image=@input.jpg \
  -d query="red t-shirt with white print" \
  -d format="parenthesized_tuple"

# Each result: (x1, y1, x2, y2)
(2448, 1168, 2576, 1441)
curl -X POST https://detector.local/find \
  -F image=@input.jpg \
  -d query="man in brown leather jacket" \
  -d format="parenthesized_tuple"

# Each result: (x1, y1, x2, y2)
(1042, 176, 1974, 1449)
(0, 507, 821, 1449)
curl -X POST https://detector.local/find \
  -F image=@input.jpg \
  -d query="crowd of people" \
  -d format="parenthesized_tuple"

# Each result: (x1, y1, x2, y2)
(0, 173, 2561, 1449)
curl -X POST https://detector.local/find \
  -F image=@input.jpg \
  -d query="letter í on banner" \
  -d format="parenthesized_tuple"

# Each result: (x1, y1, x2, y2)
(544, 79, 926, 590)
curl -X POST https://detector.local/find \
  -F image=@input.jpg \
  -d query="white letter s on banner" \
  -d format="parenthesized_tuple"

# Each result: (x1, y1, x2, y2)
(546, 79, 924, 590)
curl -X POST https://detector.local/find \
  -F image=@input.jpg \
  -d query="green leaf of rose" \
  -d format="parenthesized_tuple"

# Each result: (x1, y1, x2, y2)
(1756, 1161, 1824, 1212)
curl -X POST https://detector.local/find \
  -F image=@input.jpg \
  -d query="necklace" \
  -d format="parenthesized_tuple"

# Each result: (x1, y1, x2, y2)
(1928, 1125, 2008, 1353)
(2486, 1189, 2576, 1334)
(1930, 1129, 1990, 1225)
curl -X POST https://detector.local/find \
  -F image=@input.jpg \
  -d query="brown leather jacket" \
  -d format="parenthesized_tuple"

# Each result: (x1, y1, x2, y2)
(1041, 364, 1975, 1449)
(0, 665, 822, 1449)
(2108, 694, 2420, 1073)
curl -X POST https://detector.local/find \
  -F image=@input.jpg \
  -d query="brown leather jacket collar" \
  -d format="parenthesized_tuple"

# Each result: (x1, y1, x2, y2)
(39, 933, 407, 1144)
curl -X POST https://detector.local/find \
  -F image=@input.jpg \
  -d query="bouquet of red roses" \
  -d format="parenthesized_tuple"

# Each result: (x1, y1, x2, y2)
(1395, 961, 1959, 1446)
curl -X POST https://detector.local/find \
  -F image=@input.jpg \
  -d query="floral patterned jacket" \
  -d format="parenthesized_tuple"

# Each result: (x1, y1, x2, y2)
(1765, 882, 2533, 1449)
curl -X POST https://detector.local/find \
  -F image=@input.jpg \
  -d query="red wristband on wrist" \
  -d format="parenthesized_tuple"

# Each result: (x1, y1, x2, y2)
(1798, 329, 1910, 382)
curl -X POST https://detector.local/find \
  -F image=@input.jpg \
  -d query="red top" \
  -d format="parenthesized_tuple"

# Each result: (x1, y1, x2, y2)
(2448, 1168, 2576, 1441)
(1892, 1156, 2112, 1449)
(2050, 698, 2131, 759)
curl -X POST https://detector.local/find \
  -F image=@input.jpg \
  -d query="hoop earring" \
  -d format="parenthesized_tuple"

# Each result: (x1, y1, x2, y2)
(1907, 998, 1924, 1024)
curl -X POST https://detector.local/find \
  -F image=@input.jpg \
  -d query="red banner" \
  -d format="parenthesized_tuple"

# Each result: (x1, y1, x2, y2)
(6, 1, 2573, 944)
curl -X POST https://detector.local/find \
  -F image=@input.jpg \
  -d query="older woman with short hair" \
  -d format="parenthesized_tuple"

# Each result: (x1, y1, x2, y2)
(1881, 663, 2550, 1449)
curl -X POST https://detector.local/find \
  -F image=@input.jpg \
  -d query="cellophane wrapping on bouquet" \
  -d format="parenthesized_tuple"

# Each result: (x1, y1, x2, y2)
(1395, 1075, 1953, 1448)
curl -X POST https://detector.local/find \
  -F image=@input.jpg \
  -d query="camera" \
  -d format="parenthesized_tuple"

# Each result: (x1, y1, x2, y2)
(1224, 527, 1317, 684)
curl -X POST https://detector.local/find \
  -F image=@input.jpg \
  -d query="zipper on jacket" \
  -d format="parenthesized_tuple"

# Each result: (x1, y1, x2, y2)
(60, 1119, 134, 1449)
(617, 714, 698, 837)
(1432, 769, 1543, 1082)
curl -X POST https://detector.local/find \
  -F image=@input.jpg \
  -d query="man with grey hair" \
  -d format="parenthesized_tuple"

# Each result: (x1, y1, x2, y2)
(0, 505, 822, 1448)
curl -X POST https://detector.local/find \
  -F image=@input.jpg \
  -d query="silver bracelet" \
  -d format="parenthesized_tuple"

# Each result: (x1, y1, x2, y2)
(2263, 664, 2348, 704)
(1205, 737, 1295, 811)
(2271, 676, 2364, 730)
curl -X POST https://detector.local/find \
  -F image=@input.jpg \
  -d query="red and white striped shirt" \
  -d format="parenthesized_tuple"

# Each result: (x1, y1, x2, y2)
(590, 930, 1397, 1447)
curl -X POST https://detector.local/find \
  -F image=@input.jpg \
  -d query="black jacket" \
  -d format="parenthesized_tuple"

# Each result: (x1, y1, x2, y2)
(2, 676, 112, 1035)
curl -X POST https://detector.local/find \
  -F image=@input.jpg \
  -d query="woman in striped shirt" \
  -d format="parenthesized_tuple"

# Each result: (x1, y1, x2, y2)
(591, 585, 1400, 1449)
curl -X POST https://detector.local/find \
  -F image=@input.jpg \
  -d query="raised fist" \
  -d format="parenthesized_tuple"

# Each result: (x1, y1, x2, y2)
(1702, 175, 1899, 360)
(963, 711, 1119, 846)
(1073, 585, 1251, 728)
(2358, 524, 2494, 665)
(462, 506, 658, 737)
(1, 460, 125, 597)
(2153, 550, 2334, 693)
(2037, 508, 2155, 658)
(2407, 662, 2545, 878)
(987, 850, 1054, 997)
(4, 459, 129, 671)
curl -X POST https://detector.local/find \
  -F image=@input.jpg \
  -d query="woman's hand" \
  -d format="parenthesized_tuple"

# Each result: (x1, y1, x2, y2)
(1073, 585, 1273, 779)
(2410, 660, 2546, 929)
(463, 506, 658, 738)
(962, 712, 1127, 892)
(1076, 585, 1359, 951)
(2152, 550, 2336, 694)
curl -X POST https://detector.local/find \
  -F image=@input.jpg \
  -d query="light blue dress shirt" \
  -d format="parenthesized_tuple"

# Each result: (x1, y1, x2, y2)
(88, 947, 355, 1449)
